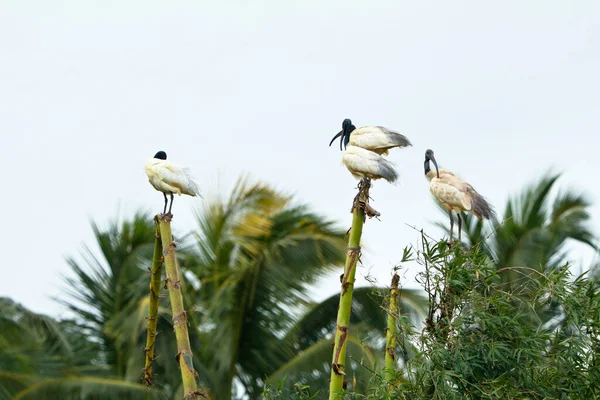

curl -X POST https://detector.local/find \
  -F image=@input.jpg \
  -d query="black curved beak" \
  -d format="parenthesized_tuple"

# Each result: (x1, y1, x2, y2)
(329, 130, 344, 151)
(431, 157, 439, 178)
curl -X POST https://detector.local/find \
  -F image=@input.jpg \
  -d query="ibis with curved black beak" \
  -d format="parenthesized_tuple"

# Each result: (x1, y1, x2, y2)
(424, 149, 495, 244)
(329, 119, 412, 183)
(329, 118, 411, 154)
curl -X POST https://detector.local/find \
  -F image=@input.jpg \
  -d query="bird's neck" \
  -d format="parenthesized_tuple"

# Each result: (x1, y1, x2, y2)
(425, 171, 437, 181)
(424, 160, 435, 180)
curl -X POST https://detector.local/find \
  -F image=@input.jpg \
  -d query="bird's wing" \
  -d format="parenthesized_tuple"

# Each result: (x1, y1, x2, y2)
(351, 126, 412, 153)
(154, 161, 202, 197)
(460, 181, 494, 220)
(430, 174, 472, 210)
(343, 146, 399, 183)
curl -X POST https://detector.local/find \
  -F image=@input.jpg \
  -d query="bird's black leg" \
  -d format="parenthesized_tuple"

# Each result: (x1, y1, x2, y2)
(163, 193, 168, 215)
(457, 213, 462, 245)
(167, 193, 174, 215)
(449, 211, 454, 244)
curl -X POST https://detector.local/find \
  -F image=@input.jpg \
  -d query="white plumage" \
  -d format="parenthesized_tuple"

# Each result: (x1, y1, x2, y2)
(424, 149, 495, 244)
(342, 145, 399, 182)
(345, 126, 411, 155)
(145, 151, 201, 215)
(428, 172, 475, 215)
(330, 119, 411, 183)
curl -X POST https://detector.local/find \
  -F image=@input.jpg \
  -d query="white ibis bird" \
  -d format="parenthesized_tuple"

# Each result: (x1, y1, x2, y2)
(329, 119, 411, 182)
(342, 145, 399, 182)
(145, 151, 202, 215)
(329, 118, 412, 154)
(424, 149, 495, 244)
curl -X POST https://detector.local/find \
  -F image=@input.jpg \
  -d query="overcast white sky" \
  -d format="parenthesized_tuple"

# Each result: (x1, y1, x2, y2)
(1, 1, 599, 317)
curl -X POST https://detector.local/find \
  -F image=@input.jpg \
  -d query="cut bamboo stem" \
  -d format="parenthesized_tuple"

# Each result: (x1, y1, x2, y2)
(143, 216, 164, 387)
(329, 178, 371, 399)
(158, 215, 201, 400)
(384, 273, 400, 384)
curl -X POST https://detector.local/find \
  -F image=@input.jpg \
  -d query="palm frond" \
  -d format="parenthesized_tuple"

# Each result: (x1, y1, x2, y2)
(12, 377, 168, 400)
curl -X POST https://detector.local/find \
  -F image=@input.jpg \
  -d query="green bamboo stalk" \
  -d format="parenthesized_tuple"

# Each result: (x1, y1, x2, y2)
(384, 273, 400, 384)
(143, 216, 164, 387)
(329, 178, 371, 399)
(158, 215, 201, 400)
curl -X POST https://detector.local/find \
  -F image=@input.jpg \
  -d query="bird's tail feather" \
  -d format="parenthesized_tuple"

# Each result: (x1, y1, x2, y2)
(184, 168, 203, 198)
(378, 158, 399, 183)
(390, 133, 412, 148)
(378, 127, 412, 148)
(471, 192, 495, 220)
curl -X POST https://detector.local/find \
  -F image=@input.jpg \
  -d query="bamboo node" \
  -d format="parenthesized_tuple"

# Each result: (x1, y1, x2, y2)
(332, 363, 346, 376)
(342, 280, 354, 294)
(341, 249, 360, 295)
(160, 213, 173, 222)
(391, 273, 400, 288)
(142, 368, 153, 387)
(173, 310, 188, 326)
(333, 325, 348, 365)
(185, 389, 210, 399)
(361, 201, 381, 220)
(386, 346, 396, 360)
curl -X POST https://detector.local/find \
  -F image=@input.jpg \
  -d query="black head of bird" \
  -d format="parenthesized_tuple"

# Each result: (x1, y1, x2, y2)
(329, 118, 356, 151)
(424, 149, 439, 178)
(154, 151, 167, 160)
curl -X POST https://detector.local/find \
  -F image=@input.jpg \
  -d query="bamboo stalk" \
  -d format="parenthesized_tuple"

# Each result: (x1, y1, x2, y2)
(143, 216, 164, 387)
(158, 215, 201, 400)
(329, 178, 371, 399)
(384, 273, 400, 384)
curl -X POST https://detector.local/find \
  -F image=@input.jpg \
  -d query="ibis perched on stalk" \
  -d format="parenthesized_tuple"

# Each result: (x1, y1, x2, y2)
(145, 151, 202, 215)
(329, 119, 412, 182)
(424, 149, 495, 244)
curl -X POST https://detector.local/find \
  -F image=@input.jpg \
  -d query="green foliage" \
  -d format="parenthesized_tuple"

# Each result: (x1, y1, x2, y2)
(261, 377, 321, 400)
(59, 211, 160, 380)
(13, 171, 596, 399)
(364, 236, 600, 399)
(0, 298, 159, 400)
(435, 173, 596, 276)
(261, 230, 600, 399)
(6, 176, 426, 399)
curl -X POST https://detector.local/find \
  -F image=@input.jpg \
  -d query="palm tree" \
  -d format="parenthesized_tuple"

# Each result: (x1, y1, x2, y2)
(55, 176, 427, 398)
(183, 177, 349, 397)
(267, 286, 427, 394)
(59, 211, 159, 380)
(0, 297, 165, 400)
(180, 176, 428, 398)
